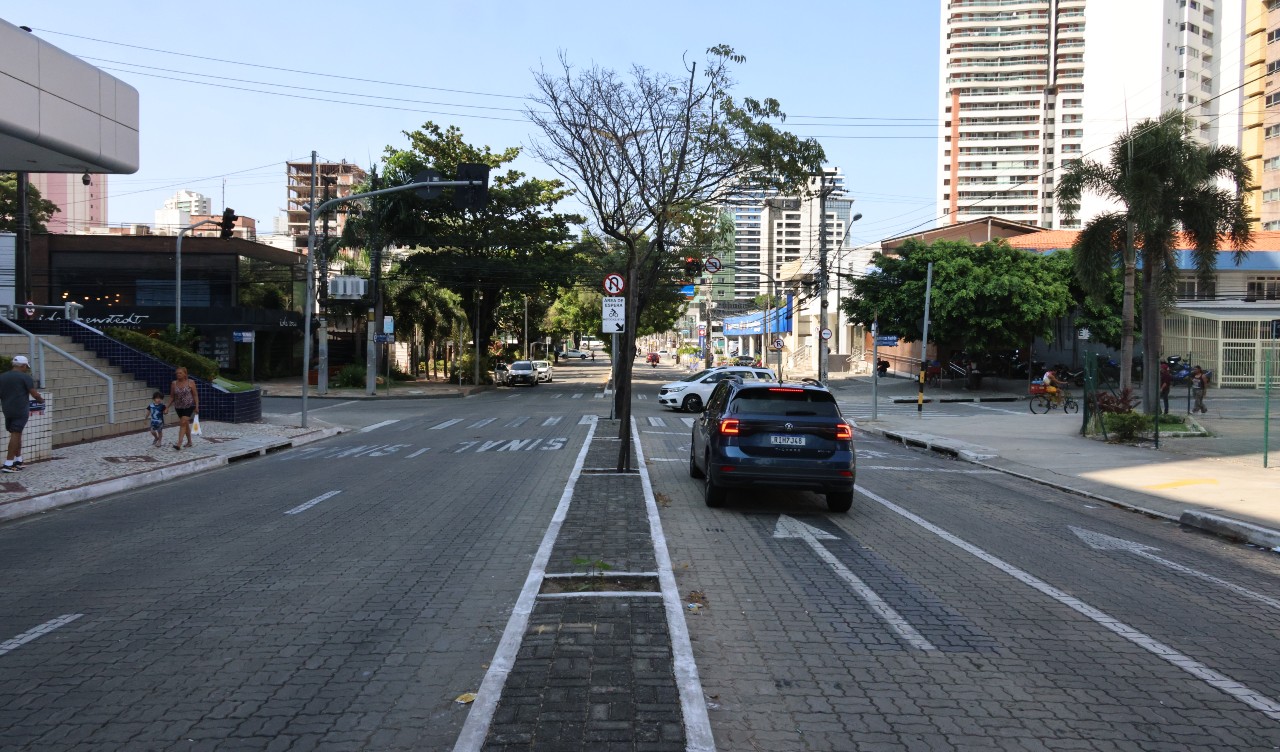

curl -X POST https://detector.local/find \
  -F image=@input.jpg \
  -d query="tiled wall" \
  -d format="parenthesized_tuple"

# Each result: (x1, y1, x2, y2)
(50, 321, 261, 424)
(0, 392, 52, 462)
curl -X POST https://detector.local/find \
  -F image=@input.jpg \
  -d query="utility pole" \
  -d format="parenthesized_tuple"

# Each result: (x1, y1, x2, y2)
(15, 172, 29, 306)
(367, 166, 383, 396)
(817, 168, 830, 383)
(317, 177, 332, 395)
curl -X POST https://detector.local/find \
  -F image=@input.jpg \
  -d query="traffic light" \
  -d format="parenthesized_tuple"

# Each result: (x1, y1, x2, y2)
(219, 208, 238, 239)
(684, 257, 702, 277)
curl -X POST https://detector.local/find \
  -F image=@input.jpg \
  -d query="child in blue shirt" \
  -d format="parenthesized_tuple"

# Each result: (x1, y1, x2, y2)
(147, 391, 167, 447)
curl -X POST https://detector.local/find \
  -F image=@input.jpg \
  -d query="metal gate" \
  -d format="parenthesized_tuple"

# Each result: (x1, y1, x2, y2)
(1219, 341, 1257, 388)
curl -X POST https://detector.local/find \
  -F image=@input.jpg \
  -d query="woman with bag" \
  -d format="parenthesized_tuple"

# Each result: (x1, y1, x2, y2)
(1190, 365, 1209, 414)
(166, 366, 200, 450)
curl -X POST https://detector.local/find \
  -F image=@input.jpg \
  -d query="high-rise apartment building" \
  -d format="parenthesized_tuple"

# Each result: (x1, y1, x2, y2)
(938, 0, 1245, 229)
(285, 160, 367, 254)
(1245, 0, 1280, 229)
(28, 173, 107, 233)
(153, 190, 213, 234)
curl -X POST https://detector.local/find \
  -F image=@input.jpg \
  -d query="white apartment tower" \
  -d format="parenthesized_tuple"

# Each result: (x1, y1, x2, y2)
(938, 0, 1245, 229)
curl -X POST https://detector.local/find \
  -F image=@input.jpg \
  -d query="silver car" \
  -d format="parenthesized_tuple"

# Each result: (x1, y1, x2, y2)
(532, 360, 553, 382)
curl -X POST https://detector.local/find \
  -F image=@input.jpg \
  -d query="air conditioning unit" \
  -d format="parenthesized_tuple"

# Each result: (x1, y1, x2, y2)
(329, 275, 368, 299)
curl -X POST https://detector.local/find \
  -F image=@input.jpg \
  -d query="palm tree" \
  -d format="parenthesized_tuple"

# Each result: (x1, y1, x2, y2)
(1057, 111, 1251, 413)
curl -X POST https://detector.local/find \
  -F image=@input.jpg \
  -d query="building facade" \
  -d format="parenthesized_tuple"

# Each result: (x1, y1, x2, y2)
(285, 161, 367, 254)
(937, 0, 1246, 229)
(28, 173, 108, 233)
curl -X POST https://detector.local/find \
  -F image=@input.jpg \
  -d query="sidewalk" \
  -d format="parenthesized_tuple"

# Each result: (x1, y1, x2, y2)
(833, 372, 1280, 550)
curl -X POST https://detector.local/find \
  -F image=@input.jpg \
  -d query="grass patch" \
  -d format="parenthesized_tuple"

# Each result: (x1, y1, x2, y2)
(213, 376, 256, 393)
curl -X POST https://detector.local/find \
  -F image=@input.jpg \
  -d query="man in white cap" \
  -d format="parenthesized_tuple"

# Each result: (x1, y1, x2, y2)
(0, 355, 45, 472)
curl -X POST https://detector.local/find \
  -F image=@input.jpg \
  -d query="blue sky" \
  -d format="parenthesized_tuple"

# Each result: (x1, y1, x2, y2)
(15, 1, 941, 247)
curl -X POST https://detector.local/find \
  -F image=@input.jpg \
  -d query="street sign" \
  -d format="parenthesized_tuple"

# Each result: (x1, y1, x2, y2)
(383, 316, 394, 334)
(704, 256, 722, 274)
(603, 273, 625, 294)
(773, 337, 785, 350)
(875, 335, 899, 347)
(374, 333, 394, 344)
(602, 296, 625, 333)
(697, 325, 706, 336)
(819, 327, 833, 341)
(232, 331, 254, 343)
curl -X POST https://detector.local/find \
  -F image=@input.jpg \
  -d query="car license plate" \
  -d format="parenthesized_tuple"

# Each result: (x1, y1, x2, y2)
(770, 435, 805, 447)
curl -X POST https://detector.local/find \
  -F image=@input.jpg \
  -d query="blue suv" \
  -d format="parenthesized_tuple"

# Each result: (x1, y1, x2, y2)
(689, 377, 856, 512)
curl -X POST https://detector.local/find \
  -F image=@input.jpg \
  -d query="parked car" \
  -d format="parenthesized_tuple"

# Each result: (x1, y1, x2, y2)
(731, 355, 758, 366)
(560, 349, 589, 360)
(505, 360, 539, 386)
(532, 360, 553, 382)
(689, 377, 855, 512)
(658, 366, 776, 413)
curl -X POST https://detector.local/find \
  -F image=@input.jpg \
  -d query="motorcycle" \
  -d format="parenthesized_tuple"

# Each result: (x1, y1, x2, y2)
(1053, 363, 1086, 387)
(1166, 355, 1192, 385)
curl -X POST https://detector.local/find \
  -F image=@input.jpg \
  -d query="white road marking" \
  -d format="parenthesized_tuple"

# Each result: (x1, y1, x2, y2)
(774, 516, 936, 651)
(860, 466, 999, 474)
(507, 417, 531, 427)
(680, 417, 696, 427)
(632, 420, 716, 751)
(647, 416, 667, 427)
(406, 448, 430, 459)
(360, 419, 400, 433)
(469, 418, 497, 428)
(551, 394, 563, 399)
(577, 415, 594, 425)
(642, 431, 687, 436)
(0, 614, 83, 656)
(594, 393, 605, 400)
(571, 393, 584, 400)
(637, 394, 648, 400)
(859, 485, 1280, 721)
(284, 490, 342, 515)
(1072, 527, 1280, 613)
(453, 419, 599, 752)
(960, 402, 1026, 415)
(280, 399, 357, 417)
(429, 419, 464, 430)
(541, 416, 562, 426)
(537, 591, 663, 599)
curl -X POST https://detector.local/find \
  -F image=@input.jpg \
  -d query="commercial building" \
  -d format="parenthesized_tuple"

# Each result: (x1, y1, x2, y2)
(937, 0, 1245, 229)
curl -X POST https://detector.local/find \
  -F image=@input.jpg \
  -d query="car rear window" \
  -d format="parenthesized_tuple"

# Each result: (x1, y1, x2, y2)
(730, 387, 840, 417)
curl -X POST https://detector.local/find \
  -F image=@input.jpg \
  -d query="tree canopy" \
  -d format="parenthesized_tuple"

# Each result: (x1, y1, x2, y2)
(842, 239, 1074, 354)
(0, 173, 59, 233)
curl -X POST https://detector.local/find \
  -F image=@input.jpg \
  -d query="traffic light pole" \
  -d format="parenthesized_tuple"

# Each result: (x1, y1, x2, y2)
(174, 218, 221, 333)
(300, 172, 485, 427)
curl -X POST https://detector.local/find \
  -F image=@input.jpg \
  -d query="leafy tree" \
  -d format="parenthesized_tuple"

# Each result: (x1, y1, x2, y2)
(342, 123, 584, 382)
(1057, 111, 1251, 412)
(842, 239, 1073, 355)
(1040, 247, 1134, 353)
(528, 46, 823, 468)
(0, 173, 59, 233)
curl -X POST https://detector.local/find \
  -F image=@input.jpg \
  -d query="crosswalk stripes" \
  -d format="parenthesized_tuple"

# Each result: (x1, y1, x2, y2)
(578, 415, 594, 425)
(571, 393, 584, 399)
(647, 416, 667, 427)
(680, 417, 695, 427)
(541, 416, 563, 426)
(469, 418, 497, 428)
(429, 418, 464, 430)
(506, 416, 532, 427)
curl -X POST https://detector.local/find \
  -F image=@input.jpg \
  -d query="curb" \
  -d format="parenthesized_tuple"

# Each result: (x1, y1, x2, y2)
(856, 423, 1280, 549)
(260, 388, 488, 400)
(0, 426, 346, 524)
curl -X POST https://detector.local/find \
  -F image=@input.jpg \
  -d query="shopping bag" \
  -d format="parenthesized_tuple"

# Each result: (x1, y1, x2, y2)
(191, 415, 202, 436)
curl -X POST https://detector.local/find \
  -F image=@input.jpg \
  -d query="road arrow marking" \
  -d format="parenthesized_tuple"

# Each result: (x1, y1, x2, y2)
(0, 614, 83, 656)
(858, 485, 1280, 720)
(772, 516, 936, 651)
(1071, 526, 1280, 613)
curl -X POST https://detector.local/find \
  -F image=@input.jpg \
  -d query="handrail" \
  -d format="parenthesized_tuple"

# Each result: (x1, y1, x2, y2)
(0, 316, 42, 386)
(0, 315, 116, 424)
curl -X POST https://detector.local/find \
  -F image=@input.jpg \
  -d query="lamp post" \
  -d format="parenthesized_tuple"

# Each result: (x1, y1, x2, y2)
(816, 165, 862, 383)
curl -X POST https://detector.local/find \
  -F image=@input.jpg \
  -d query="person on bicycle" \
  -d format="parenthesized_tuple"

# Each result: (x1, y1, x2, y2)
(1042, 367, 1069, 402)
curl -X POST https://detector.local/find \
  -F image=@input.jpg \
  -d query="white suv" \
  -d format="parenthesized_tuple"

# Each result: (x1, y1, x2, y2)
(658, 366, 776, 412)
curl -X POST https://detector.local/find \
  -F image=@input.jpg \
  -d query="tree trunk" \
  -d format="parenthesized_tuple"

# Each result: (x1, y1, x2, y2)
(1120, 228, 1136, 394)
(614, 262, 640, 472)
(1141, 263, 1162, 416)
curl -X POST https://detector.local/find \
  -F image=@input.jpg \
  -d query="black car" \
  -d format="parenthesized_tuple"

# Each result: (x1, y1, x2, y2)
(689, 377, 855, 512)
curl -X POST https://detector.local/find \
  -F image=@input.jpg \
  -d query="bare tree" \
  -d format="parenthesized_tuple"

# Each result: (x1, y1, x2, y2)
(528, 45, 823, 469)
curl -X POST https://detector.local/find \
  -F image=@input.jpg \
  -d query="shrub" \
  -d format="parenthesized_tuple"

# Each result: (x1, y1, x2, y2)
(1094, 387, 1141, 414)
(332, 363, 367, 388)
(1105, 411, 1150, 442)
(106, 328, 219, 380)
(0, 355, 10, 373)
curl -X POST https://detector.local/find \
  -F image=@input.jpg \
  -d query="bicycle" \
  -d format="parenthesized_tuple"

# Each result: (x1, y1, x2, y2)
(1029, 388, 1078, 414)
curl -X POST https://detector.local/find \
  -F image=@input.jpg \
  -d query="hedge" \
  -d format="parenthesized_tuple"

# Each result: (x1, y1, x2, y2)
(105, 328, 220, 381)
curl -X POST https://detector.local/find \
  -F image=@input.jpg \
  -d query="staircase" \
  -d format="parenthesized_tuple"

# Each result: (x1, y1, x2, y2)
(0, 334, 154, 446)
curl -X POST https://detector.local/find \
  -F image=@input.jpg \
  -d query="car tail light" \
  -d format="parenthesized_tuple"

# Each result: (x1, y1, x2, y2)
(835, 423, 852, 440)
(768, 387, 805, 393)
(719, 419, 740, 436)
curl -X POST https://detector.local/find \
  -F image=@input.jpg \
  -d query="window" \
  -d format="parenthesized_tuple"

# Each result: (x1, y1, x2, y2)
(1264, 188, 1280, 202)
(1247, 275, 1280, 300)
(1178, 276, 1215, 300)
(1269, 60, 1280, 75)
(1265, 220, 1280, 230)
(1265, 156, 1280, 171)
(1266, 92, 1280, 108)
(1267, 124, 1280, 139)
(1269, 28, 1280, 44)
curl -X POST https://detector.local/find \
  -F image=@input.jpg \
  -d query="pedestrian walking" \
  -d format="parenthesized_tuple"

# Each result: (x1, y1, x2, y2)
(146, 391, 167, 447)
(1190, 365, 1209, 414)
(165, 366, 199, 450)
(0, 355, 45, 473)
(1159, 363, 1172, 414)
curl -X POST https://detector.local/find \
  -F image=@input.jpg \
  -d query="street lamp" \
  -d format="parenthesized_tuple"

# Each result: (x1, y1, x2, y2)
(175, 218, 221, 332)
(816, 164, 862, 383)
